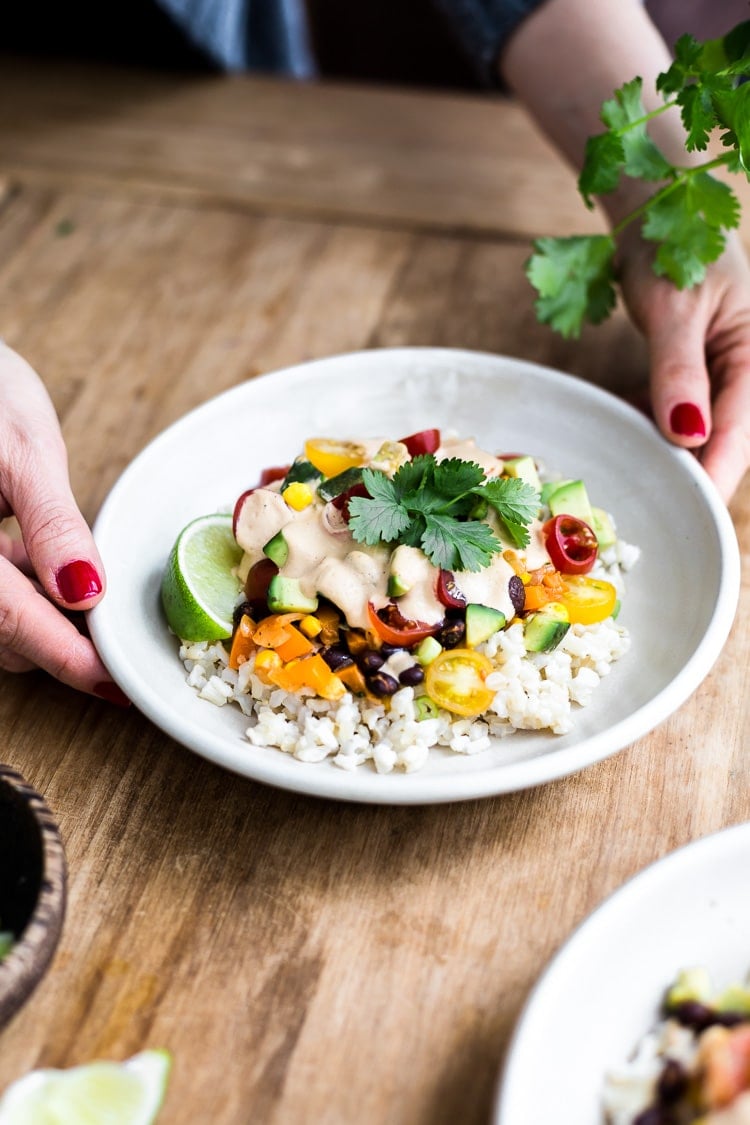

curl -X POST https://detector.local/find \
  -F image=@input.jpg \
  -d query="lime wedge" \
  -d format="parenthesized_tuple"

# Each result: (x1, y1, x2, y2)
(0, 1049, 172, 1124)
(160, 513, 243, 641)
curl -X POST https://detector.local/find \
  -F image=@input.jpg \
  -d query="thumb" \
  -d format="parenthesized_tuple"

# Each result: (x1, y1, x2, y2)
(645, 302, 712, 450)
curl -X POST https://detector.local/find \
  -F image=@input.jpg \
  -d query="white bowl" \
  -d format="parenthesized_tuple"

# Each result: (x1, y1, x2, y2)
(88, 347, 740, 805)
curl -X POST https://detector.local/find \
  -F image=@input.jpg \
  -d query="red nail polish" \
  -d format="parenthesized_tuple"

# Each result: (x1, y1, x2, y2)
(670, 402, 706, 438)
(56, 560, 102, 603)
(93, 681, 131, 707)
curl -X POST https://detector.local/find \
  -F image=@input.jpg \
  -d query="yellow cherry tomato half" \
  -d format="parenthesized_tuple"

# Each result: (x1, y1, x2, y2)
(558, 575, 617, 625)
(424, 648, 496, 718)
(304, 438, 367, 478)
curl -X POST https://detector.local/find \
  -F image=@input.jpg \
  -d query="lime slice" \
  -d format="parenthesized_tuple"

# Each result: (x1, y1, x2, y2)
(160, 513, 243, 641)
(0, 1049, 171, 1124)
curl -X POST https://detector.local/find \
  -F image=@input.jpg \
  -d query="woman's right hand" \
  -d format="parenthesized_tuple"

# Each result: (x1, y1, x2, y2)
(0, 342, 128, 703)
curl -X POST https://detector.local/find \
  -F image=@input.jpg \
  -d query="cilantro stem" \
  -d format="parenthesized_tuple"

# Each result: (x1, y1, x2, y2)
(610, 152, 735, 238)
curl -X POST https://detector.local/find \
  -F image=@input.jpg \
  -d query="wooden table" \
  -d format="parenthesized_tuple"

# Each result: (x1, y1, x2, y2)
(0, 56, 748, 1124)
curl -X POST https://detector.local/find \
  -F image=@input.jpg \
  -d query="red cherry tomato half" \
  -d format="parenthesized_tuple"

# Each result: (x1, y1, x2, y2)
(436, 569, 467, 609)
(244, 558, 279, 614)
(399, 429, 441, 457)
(543, 515, 598, 575)
(331, 481, 370, 520)
(367, 601, 440, 648)
(258, 464, 290, 486)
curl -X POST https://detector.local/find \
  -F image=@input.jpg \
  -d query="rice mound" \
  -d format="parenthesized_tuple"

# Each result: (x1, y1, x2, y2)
(178, 614, 630, 774)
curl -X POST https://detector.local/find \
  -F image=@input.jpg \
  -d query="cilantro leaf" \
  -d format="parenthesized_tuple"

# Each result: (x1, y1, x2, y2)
(641, 174, 739, 287)
(432, 457, 485, 498)
(578, 133, 626, 205)
(526, 235, 617, 339)
(422, 514, 500, 572)
(598, 78, 673, 184)
(476, 476, 540, 550)
(391, 454, 433, 498)
(348, 471, 410, 544)
(347, 454, 536, 570)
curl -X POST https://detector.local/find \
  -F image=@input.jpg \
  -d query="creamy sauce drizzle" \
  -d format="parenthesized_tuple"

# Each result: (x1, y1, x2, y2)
(234, 436, 550, 631)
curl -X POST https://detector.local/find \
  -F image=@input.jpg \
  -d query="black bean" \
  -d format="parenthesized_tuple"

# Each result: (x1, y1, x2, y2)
(634, 1109, 674, 1125)
(399, 665, 425, 687)
(358, 650, 385, 673)
(439, 618, 465, 648)
(669, 1000, 715, 1031)
(367, 671, 399, 697)
(657, 1059, 687, 1105)
(232, 600, 255, 628)
(379, 643, 401, 656)
(715, 1010, 748, 1027)
(320, 646, 354, 672)
(508, 575, 526, 614)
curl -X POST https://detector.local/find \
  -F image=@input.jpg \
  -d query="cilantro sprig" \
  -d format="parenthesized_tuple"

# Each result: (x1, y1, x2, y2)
(347, 455, 540, 571)
(527, 21, 750, 337)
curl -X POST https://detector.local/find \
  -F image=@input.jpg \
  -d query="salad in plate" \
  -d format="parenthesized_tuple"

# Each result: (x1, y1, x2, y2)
(161, 429, 638, 773)
(603, 967, 750, 1124)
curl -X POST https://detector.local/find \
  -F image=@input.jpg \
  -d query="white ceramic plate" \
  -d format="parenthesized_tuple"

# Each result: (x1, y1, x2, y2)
(88, 347, 739, 805)
(495, 821, 750, 1123)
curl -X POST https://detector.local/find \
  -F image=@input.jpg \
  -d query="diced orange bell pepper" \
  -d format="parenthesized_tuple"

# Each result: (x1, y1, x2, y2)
(229, 614, 256, 670)
(275, 626, 314, 663)
(270, 654, 346, 701)
(252, 612, 303, 650)
(335, 662, 367, 695)
(523, 584, 554, 612)
(699, 1024, 750, 1109)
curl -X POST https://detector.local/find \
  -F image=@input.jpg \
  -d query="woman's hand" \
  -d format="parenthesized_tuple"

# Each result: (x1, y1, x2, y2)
(618, 230, 750, 502)
(0, 342, 128, 702)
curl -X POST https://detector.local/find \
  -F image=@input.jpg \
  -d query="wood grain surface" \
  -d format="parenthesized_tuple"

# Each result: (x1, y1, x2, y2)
(0, 61, 748, 1125)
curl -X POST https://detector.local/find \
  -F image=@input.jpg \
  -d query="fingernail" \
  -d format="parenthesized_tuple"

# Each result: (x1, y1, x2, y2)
(670, 402, 706, 438)
(56, 560, 102, 603)
(93, 681, 131, 708)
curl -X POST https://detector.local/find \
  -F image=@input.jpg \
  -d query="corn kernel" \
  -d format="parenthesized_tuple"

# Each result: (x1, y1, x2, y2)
(282, 482, 314, 510)
(299, 614, 323, 638)
(254, 650, 282, 683)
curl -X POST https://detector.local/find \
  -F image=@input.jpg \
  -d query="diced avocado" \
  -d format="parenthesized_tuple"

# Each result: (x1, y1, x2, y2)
(281, 459, 323, 489)
(465, 603, 506, 647)
(548, 479, 595, 527)
(523, 602, 570, 653)
(591, 506, 617, 550)
(263, 530, 289, 567)
(414, 636, 442, 666)
(504, 455, 542, 494)
(317, 466, 363, 502)
(715, 985, 750, 1016)
(267, 575, 319, 614)
(387, 573, 411, 597)
(665, 967, 713, 1010)
(540, 479, 571, 506)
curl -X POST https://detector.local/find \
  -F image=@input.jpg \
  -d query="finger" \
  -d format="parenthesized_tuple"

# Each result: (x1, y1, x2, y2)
(699, 356, 750, 502)
(0, 646, 36, 674)
(644, 295, 712, 450)
(0, 528, 33, 575)
(0, 349, 106, 609)
(0, 556, 129, 703)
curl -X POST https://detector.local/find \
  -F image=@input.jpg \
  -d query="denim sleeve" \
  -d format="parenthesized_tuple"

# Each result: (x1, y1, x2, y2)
(432, 0, 549, 86)
(156, 0, 315, 75)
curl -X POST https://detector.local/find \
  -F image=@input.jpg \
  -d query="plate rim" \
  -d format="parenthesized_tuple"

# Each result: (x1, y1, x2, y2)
(88, 346, 741, 805)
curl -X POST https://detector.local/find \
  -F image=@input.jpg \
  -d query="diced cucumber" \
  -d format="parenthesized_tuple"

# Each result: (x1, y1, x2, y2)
(465, 603, 506, 647)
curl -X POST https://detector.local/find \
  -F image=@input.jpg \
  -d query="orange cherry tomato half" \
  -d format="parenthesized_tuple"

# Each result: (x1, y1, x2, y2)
(557, 575, 617, 625)
(543, 515, 598, 575)
(367, 602, 439, 648)
(304, 438, 367, 478)
(425, 648, 496, 717)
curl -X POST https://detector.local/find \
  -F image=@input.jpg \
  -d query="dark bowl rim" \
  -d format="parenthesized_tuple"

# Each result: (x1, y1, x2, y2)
(0, 765, 67, 1029)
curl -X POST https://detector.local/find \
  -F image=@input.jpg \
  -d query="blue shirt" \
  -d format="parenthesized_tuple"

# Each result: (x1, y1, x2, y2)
(156, 0, 545, 83)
